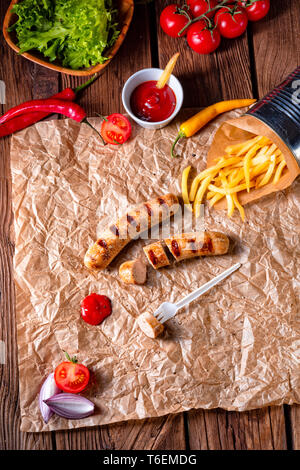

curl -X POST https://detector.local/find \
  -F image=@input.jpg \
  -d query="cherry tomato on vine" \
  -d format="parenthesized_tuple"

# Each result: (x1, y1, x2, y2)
(160, 4, 191, 37)
(215, 5, 248, 39)
(101, 113, 131, 145)
(81, 293, 112, 326)
(186, 0, 218, 19)
(187, 20, 221, 54)
(239, 0, 270, 22)
(54, 353, 90, 393)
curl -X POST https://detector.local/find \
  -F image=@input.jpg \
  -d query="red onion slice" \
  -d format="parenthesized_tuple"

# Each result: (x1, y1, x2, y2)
(44, 393, 95, 419)
(39, 373, 61, 424)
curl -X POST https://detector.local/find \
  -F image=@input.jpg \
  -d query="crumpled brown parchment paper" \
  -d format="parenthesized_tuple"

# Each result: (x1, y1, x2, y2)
(10, 109, 300, 432)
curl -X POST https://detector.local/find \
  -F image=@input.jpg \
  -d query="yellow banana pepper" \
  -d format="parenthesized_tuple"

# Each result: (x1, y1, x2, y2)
(171, 99, 256, 158)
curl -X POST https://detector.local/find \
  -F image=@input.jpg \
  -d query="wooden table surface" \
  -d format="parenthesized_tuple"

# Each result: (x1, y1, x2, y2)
(0, 0, 299, 450)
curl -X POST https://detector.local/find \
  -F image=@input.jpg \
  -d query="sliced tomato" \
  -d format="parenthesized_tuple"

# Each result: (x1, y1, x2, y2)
(101, 113, 132, 145)
(54, 358, 90, 393)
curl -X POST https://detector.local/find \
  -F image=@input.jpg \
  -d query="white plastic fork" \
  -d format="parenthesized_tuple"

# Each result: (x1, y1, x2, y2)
(154, 263, 241, 324)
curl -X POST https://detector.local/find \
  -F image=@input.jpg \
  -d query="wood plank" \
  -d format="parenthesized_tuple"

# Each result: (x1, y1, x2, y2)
(289, 405, 300, 450)
(56, 414, 186, 450)
(155, 0, 253, 106)
(188, 407, 287, 450)
(100, 414, 186, 450)
(0, 0, 55, 450)
(251, 0, 300, 96)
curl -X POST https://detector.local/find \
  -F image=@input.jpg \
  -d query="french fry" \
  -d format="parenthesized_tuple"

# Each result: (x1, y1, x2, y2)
(206, 191, 215, 200)
(264, 143, 277, 157)
(209, 193, 224, 207)
(208, 181, 256, 195)
(232, 193, 245, 221)
(156, 52, 180, 89)
(220, 173, 235, 217)
(257, 154, 276, 187)
(243, 143, 261, 192)
(181, 165, 193, 211)
(273, 160, 287, 184)
(250, 161, 270, 179)
(227, 194, 235, 217)
(227, 168, 244, 188)
(193, 175, 213, 217)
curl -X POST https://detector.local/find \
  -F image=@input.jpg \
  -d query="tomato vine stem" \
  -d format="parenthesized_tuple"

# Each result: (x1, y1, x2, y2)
(177, 0, 260, 36)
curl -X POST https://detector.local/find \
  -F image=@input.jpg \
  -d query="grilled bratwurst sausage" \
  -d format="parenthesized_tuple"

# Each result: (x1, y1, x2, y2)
(84, 193, 179, 270)
(164, 231, 229, 262)
(143, 241, 170, 270)
(119, 259, 147, 285)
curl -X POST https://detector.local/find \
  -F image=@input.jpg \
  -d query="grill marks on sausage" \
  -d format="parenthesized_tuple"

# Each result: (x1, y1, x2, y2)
(157, 197, 166, 205)
(127, 213, 141, 233)
(144, 203, 153, 217)
(187, 238, 197, 253)
(148, 249, 158, 266)
(97, 239, 107, 248)
(110, 225, 120, 237)
(127, 214, 136, 225)
(171, 240, 181, 258)
(201, 237, 214, 254)
(96, 239, 111, 260)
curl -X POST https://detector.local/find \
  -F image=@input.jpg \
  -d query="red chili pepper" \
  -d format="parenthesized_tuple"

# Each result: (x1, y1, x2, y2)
(0, 75, 96, 138)
(0, 90, 74, 138)
(0, 99, 87, 124)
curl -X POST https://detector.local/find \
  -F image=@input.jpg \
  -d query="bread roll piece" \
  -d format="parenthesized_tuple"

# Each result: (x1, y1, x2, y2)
(137, 312, 165, 338)
(143, 241, 170, 270)
(119, 259, 147, 285)
(84, 193, 179, 271)
(165, 231, 229, 262)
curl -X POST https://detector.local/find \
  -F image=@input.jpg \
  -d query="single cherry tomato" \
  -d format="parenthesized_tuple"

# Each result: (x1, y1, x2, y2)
(81, 293, 112, 326)
(239, 0, 270, 22)
(160, 4, 191, 38)
(215, 5, 248, 38)
(54, 353, 90, 393)
(187, 20, 221, 54)
(101, 113, 131, 145)
(186, 0, 218, 19)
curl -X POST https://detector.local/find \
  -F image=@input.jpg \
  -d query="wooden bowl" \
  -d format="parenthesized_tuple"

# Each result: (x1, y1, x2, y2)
(3, 0, 134, 76)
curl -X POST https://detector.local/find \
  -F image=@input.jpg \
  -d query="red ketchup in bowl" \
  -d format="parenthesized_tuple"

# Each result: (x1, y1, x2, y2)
(130, 80, 176, 122)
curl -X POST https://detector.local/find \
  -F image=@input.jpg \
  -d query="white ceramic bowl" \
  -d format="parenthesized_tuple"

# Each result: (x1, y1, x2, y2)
(122, 68, 184, 130)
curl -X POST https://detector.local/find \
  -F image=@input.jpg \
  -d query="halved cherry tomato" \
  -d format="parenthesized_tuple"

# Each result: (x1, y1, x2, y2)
(215, 5, 248, 39)
(238, 0, 270, 22)
(81, 293, 112, 326)
(101, 113, 131, 145)
(187, 20, 221, 54)
(186, 0, 218, 19)
(54, 354, 90, 393)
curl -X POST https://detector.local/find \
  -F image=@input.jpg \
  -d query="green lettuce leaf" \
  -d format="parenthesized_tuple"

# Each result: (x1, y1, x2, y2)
(10, 0, 120, 69)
